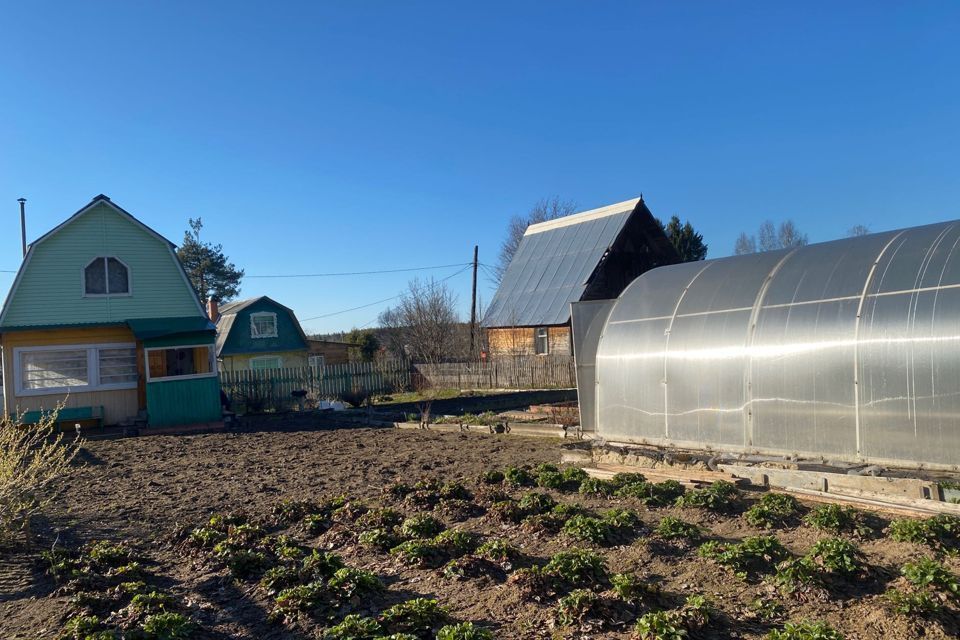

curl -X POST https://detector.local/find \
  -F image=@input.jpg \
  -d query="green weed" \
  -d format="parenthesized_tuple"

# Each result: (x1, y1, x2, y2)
(766, 620, 844, 639)
(435, 621, 494, 640)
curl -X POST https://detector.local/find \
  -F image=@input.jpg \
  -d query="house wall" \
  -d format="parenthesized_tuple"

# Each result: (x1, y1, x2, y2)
(307, 341, 351, 365)
(1, 202, 202, 327)
(220, 350, 309, 372)
(486, 325, 571, 357)
(1, 325, 140, 424)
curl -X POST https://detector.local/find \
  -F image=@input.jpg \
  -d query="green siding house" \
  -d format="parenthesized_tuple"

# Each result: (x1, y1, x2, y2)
(215, 296, 311, 372)
(0, 194, 223, 427)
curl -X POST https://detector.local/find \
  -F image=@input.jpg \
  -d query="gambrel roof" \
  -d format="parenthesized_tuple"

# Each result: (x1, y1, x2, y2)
(215, 295, 309, 357)
(0, 194, 206, 328)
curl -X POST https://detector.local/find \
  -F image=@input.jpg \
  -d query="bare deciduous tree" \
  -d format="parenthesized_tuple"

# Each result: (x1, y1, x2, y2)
(378, 278, 463, 364)
(734, 232, 757, 255)
(378, 279, 466, 427)
(848, 224, 870, 237)
(734, 219, 808, 255)
(495, 197, 577, 284)
(758, 220, 779, 252)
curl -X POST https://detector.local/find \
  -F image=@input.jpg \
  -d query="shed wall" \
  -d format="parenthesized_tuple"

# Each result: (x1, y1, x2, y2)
(592, 220, 960, 469)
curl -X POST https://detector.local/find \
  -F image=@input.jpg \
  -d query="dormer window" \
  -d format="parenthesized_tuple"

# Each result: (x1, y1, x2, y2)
(84, 257, 129, 296)
(250, 312, 278, 338)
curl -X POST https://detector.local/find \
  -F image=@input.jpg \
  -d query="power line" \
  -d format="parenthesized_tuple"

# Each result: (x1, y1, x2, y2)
(244, 262, 470, 279)
(300, 264, 473, 323)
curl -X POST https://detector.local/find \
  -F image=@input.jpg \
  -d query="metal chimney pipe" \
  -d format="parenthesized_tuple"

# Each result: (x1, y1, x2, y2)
(17, 198, 26, 257)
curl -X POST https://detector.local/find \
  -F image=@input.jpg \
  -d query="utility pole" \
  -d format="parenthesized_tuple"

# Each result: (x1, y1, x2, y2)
(470, 245, 478, 357)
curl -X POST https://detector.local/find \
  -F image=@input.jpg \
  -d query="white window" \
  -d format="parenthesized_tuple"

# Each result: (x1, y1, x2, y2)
(250, 356, 281, 370)
(145, 345, 217, 382)
(250, 312, 278, 338)
(535, 327, 549, 355)
(84, 257, 130, 296)
(15, 344, 138, 395)
(308, 355, 325, 369)
(98, 347, 138, 385)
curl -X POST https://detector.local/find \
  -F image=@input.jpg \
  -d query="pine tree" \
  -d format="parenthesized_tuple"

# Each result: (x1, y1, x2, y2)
(176, 218, 244, 304)
(661, 215, 708, 262)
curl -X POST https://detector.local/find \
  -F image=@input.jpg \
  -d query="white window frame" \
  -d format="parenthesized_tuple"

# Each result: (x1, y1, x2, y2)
(249, 355, 282, 370)
(13, 343, 138, 397)
(81, 256, 132, 298)
(144, 344, 218, 383)
(249, 312, 278, 339)
(535, 327, 550, 355)
(308, 354, 325, 369)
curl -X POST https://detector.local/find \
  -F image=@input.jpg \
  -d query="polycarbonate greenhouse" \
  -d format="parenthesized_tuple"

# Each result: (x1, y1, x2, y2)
(573, 220, 960, 470)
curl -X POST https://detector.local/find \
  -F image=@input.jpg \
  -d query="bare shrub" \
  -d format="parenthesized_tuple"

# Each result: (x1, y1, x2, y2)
(0, 407, 80, 546)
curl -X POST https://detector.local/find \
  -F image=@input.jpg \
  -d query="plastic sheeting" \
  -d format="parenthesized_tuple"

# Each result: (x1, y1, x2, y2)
(588, 220, 960, 469)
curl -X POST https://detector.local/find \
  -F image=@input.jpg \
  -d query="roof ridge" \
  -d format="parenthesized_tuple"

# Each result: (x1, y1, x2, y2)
(524, 197, 641, 236)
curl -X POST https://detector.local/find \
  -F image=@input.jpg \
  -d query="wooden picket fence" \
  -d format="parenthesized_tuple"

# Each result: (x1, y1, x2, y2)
(220, 360, 410, 413)
(414, 355, 576, 390)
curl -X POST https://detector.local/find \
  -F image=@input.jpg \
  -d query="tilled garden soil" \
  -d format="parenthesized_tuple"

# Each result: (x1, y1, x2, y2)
(1, 426, 957, 639)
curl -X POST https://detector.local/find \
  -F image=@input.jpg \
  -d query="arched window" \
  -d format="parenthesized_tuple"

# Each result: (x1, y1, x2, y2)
(84, 257, 130, 295)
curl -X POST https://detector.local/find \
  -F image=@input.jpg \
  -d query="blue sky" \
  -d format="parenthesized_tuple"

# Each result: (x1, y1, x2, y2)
(1, 2, 957, 334)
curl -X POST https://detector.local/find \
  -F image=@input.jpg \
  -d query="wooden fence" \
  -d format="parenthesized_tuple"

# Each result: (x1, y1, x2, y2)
(414, 355, 576, 390)
(219, 356, 576, 413)
(220, 360, 410, 413)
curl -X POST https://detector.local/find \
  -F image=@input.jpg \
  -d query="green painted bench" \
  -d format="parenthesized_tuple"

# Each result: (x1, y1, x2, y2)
(13, 406, 104, 430)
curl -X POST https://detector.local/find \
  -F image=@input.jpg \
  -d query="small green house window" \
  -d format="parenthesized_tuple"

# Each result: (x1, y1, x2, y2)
(250, 356, 281, 370)
(84, 257, 130, 296)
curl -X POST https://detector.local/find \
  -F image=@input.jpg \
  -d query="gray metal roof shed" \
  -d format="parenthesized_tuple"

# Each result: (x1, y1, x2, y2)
(482, 197, 678, 328)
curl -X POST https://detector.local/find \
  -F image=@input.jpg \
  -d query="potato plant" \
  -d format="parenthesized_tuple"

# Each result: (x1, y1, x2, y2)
(745, 493, 801, 529)
(554, 588, 601, 627)
(378, 598, 450, 636)
(676, 481, 741, 512)
(885, 557, 959, 616)
(888, 514, 960, 550)
(698, 535, 789, 579)
(803, 503, 871, 536)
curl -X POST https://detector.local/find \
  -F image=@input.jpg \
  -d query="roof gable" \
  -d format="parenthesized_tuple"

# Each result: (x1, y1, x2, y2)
(481, 197, 678, 328)
(0, 195, 206, 328)
(216, 296, 309, 356)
